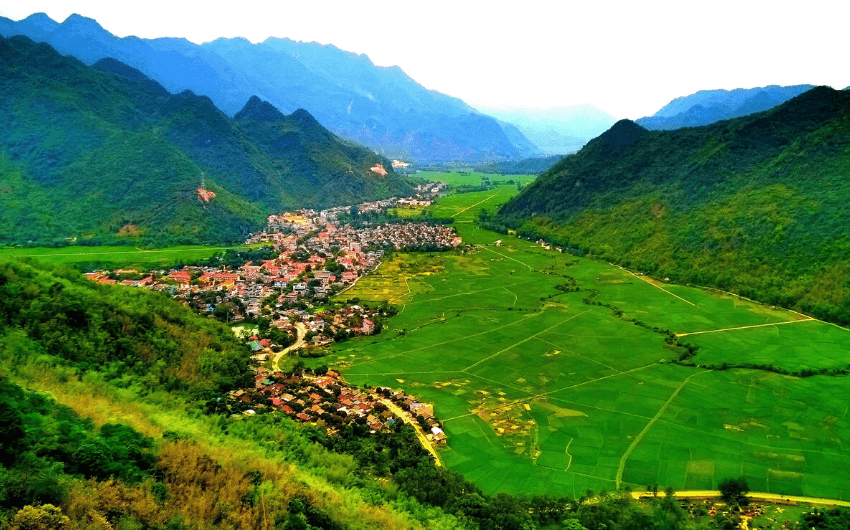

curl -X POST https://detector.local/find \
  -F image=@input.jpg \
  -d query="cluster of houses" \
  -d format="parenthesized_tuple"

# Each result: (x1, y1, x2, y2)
(227, 367, 446, 444)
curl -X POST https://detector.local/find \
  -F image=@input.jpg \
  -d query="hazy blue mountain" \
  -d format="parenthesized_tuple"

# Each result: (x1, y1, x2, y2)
(0, 12, 536, 164)
(480, 105, 618, 154)
(636, 85, 814, 130)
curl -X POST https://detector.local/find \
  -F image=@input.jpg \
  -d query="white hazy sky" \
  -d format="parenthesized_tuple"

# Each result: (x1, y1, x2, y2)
(2, 0, 848, 119)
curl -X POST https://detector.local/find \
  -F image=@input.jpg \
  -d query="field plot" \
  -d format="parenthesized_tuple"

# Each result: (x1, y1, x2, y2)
(417, 170, 536, 188)
(685, 320, 850, 372)
(0, 244, 244, 269)
(309, 191, 850, 500)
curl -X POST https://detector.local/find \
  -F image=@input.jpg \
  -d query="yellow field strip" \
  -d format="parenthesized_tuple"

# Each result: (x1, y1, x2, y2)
(443, 362, 656, 422)
(615, 371, 709, 489)
(676, 318, 815, 337)
(631, 490, 850, 507)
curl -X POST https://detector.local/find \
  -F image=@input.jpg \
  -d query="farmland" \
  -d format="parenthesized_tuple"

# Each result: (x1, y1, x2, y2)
(0, 244, 255, 270)
(417, 170, 537, 188)
(314, 189, 850, 500)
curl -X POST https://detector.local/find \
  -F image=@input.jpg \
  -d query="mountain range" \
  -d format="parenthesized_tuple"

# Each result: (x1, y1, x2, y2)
(636, 85, 815, 130)
(496, 86, 850, 323)
(0, 35, 414, 246)
(0, 12, 539, 164)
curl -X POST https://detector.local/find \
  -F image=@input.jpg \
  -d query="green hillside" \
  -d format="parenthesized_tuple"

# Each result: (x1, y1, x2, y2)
(0, 36, 414, 247)
(496, 86, 850, 324)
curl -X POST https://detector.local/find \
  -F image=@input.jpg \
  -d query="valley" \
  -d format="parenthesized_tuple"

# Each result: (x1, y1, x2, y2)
(306, 186, 850, 501)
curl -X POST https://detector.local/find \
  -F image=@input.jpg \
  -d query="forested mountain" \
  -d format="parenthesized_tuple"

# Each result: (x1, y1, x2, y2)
(496, 86, 850, 323)
(0, 35, 413, 246)
(636, 84, 814, 130)
(0, 13, 538, 163)
(475, 155, 566, 175)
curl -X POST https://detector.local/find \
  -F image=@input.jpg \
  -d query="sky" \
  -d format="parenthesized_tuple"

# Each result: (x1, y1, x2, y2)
(2, 0, 848, 119)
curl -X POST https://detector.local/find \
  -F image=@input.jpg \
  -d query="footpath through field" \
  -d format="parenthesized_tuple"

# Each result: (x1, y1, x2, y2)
(271, 323, 307, 372)
(450, 190, 504, 218)
(676, 318, 816, 337)
(380, 398, 443, 467)
(616, 371, 710, 489)
(631, 490, 850, 508)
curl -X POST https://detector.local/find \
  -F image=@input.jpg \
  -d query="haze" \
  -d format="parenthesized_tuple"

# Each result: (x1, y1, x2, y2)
(2, 0, 848, 119)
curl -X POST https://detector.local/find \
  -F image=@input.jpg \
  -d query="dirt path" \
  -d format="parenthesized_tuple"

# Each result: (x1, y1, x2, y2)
(616, 371, 709, 489)
(271, 323, 308, 372)
(613, 264, 696, 306)
(631, 490, 850, 507)
(480, 245, 535, 270)
(381, 399, 443, 467)
(451, 190, 502, 218)
(461, 310, 591, 372)
(676, 318, 816, 337)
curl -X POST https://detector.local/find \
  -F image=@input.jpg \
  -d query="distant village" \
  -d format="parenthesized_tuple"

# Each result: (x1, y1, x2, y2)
(85, 191, 454, 455)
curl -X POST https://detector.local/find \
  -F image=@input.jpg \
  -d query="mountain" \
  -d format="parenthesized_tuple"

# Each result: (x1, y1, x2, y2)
(0, 13, 537, 164)
(636, 85, 814, 130)
(0, 35, 413, 246)
(480, 105, 618, 154)
(496, 86, 850, 323)
(475, 155, 566, 175)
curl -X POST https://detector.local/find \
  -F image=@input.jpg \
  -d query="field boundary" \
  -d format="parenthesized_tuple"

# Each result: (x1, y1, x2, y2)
(676, 318, 816, 337)
(616, 370, 710, 489)
(462, 310, 591, 372)
(613, 264, 696, 307)
(451, 190, 502, 218)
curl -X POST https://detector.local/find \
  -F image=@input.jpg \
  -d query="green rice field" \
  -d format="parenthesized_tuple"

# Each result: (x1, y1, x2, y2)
(313, 189, 850, 501)
(417, 170, 537, 187)
(0, 244, 248, 270)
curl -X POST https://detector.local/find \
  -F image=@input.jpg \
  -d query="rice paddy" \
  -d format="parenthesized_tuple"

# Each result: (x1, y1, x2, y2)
(311, 189, 850, 500)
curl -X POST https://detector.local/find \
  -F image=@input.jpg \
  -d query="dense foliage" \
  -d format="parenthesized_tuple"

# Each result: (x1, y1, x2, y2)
(0, 259, 252, 398)
(497, 87, 850, 324)
(0, 35, 414, 247)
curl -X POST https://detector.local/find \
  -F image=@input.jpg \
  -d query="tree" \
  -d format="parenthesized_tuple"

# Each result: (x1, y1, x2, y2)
(718, 477, 749, 506)
(9, 504, 70, 530)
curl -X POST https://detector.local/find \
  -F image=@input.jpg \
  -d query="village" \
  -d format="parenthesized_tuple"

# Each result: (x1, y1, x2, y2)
(84, 193, 455, 459)
(219, 366, 447, 447)
(85, 192, 459, 346)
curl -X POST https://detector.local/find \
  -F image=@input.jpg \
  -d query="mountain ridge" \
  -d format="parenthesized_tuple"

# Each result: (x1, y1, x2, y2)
(0, 12, 538, 163)
(0, 34, 413, 246)
(496, 85, 850, 323)
(637, 84, 815, 130)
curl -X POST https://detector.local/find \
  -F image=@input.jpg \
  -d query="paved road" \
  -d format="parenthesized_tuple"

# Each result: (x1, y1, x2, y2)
(381, 398, 443, 467)
(271, 323, 307, 372)
(631, 490, 850, 507)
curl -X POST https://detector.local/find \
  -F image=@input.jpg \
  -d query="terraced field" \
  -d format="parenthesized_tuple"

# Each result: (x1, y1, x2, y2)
(312, 188, 850, 500)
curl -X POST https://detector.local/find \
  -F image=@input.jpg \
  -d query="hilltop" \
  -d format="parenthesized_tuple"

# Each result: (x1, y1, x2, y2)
(0, 35, 413, 246)
(497, 86, 850, 323)
(0, 13, 538, 164)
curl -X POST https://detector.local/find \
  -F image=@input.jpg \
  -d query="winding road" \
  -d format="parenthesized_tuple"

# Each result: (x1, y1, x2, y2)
(271, 323, 308, 372)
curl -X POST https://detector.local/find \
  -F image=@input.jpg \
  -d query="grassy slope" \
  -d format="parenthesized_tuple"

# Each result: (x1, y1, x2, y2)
(310, 191, 850, 501)
(0, 258, 458, 529)
(497, 86, 850, 324)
